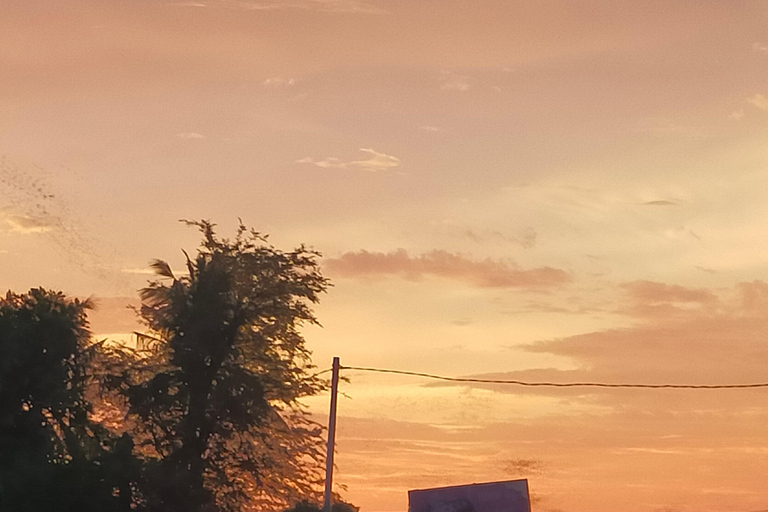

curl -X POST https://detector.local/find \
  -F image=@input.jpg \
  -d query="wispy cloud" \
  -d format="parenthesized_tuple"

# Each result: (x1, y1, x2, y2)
(323, 287, 768, 511)
(729, 109, 745, 120)
(325, 249, 570, 288)
(120, 267, 158, 275)
(121, 266, 190, 279)
(176, 132, 205, 139)
(174, 0, 383, 14)
(747, 93, 768, 111)
(465, 281, 768, 398)
(461, 227, 536, 249)
(440, 72, 473, 92)
(263, 77, 295, 87)
(1, 212, 53, 234)
(753, 42, 768, 53)
(297, 148, 401, 173)
(429, 218, 537, 249)
(621, 280, 717, 305)
(503, 458, 546, 476)
(618, 280, 719, 318)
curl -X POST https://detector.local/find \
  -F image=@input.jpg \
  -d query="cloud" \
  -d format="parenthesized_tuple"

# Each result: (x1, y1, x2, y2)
(440, 72, 473, 91)
(452, 281, 768, 399)
(503, 458, 546, 476)
(120, 267, 190, 281)
(263, 77, 295, 87)
(325, 249, 570, 288)
(753, 42, 768, 53)
(729, 109, 745, 120)
(461, 227, 537, 249)
(1, 213, 53, 234)
(441, 81, 470, 91)
(247, 0, 383, 13)
(297, 148, 401, 173)
(618, 280, 719, 318)
(621, 280, 716, 305)
(350, 148, 400, 172)
(419, 125, 442, 132)
(309, 0, 382, 13)
(120, 267, 158, 275)
(747, 93, 768, 111)
(313, 284, 768, 511)
(429, 220, 537, 249)
(175, 0, 383, 14)
(316, 283, 768, 512)
(176, 132, 205, 139)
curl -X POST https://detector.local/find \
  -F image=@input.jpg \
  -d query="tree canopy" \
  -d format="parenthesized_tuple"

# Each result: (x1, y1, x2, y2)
(0, 289, 136, 511)
(0, 221, 340, 512)
(114, 220, 331, 512)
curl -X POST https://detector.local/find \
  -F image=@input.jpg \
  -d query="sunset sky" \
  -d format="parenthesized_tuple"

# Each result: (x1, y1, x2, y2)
(3, 1, 768, 511)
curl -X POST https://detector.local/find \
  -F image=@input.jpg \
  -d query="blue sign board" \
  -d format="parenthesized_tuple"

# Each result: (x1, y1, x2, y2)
(409, 479, 531, 512)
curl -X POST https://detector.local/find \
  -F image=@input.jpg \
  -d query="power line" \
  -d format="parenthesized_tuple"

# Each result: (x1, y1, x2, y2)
(311, 368, 334, 378)
(338, 365, 768, 390)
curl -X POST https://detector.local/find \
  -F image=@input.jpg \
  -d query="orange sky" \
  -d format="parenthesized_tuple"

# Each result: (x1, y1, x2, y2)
(3, 1, 768, 511)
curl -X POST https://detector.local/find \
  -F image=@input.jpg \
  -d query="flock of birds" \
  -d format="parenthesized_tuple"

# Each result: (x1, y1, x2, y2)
(0, 156, 129, 289)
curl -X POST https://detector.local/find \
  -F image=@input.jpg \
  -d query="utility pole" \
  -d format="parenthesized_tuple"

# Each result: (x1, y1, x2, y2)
(323, 357, 341, 512)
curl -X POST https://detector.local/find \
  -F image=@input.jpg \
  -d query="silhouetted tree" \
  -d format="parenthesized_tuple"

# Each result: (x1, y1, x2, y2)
(0, 288, 137, 511)
(114, 221, 330, 512)
(284, 500, 360, 512)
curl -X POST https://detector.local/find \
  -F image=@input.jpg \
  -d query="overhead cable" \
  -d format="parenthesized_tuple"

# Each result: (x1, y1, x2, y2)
(337, 365, 768, 390)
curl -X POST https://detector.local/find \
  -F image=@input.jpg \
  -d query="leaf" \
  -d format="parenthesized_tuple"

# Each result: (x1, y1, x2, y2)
(149, 259, 175, 279)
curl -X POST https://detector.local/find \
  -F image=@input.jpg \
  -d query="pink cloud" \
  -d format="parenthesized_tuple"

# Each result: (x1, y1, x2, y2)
(323, 282, 768, 512)
(445, 281, 768, 400)
(619, 280, 720, 318)
(735, 280, 768, 312)
(621, 280, 718, 305)
(325, 249, 570, 288)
